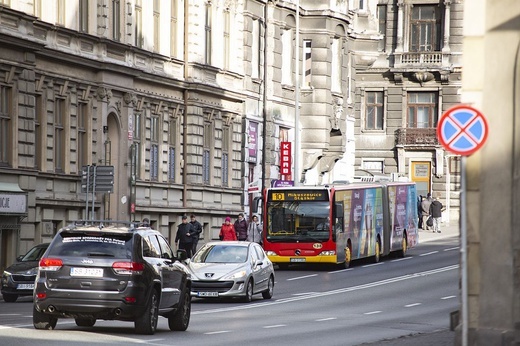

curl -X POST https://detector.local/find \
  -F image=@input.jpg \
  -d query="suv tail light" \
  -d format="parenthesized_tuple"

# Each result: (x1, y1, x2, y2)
(112, 262, 145, 275)
(39, 258, 63, 271)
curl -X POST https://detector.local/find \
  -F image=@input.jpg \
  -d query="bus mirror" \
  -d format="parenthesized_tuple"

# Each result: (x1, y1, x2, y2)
(252, 196, 263, 214)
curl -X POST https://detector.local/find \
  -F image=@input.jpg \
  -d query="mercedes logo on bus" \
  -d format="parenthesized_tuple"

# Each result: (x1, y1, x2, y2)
(295, 249, 301, 256)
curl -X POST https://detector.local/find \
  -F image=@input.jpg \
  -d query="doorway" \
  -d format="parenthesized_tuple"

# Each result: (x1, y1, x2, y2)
(411, 161, 431, 197)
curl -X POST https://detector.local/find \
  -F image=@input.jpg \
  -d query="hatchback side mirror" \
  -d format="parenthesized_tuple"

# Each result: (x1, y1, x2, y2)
(176, 249, 188, 261)
(16, 255, 23, 262)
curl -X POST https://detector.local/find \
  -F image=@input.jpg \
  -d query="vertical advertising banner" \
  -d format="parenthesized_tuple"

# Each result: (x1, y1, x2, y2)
(280, 141, 292, 178)
(248, 121, 258, 163)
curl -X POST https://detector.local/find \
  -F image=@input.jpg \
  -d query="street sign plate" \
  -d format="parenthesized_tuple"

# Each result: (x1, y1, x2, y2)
(437, 105, 488, 156)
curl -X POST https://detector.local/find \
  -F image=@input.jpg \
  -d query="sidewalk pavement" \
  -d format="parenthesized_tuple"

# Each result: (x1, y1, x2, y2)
(418, 218, 460, 244)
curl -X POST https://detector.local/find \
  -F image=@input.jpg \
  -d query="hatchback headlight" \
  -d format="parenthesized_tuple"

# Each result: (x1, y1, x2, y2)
(224, 270, 247, 280)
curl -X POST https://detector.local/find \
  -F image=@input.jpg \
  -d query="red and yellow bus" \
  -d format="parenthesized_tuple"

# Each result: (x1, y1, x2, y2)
(261, 182, 419, 268)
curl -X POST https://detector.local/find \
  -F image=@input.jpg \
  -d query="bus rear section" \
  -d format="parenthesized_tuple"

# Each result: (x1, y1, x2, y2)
(262, 188, 337, 266)
(334, 182, 419, 267)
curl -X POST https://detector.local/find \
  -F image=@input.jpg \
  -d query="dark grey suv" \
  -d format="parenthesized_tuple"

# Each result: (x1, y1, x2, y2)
(33, 221, 191, 335)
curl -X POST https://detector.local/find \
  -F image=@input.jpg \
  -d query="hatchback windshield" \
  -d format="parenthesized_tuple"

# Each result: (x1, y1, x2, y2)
(21, 245, 48, 262)
(46, 232, 133, 259)
(191, 245, 248, 264)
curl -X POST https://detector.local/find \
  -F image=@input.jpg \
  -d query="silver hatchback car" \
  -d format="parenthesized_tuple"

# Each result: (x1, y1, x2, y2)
(187, 241, 274, 302)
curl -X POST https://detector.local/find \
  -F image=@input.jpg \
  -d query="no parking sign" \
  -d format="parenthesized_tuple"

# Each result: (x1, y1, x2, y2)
(437, 105, 489, 156)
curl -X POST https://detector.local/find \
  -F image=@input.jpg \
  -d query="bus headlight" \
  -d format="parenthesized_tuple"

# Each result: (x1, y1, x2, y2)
(265, 251, 278, 256)
(319, 251, 336, 256)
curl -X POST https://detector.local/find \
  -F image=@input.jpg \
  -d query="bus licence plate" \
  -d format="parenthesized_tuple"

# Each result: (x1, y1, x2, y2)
(197, 291, 219, 297)
(290, 258, 306, 263)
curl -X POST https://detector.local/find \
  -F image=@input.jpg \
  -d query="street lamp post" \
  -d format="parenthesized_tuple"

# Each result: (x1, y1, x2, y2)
(294, 0, 300, 186)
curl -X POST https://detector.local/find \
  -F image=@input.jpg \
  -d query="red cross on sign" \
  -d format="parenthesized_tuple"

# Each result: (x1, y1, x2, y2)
(437, 105, 489, 156)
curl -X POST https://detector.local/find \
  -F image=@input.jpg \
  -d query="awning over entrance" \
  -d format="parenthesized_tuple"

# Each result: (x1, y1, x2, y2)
(0, 182, 28, 216)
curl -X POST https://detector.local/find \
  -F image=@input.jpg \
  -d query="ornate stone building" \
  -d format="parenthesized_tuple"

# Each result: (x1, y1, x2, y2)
(352, 0, 463, 219)
(0, 0, 463, 271)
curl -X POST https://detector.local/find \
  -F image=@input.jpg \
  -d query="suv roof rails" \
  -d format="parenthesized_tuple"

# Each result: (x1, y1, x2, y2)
(69, 220, 144, 230)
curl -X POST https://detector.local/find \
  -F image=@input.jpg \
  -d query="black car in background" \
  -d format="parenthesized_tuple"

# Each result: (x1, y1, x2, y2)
(1, 243, 49, 302)
(33, 221, 192, 335)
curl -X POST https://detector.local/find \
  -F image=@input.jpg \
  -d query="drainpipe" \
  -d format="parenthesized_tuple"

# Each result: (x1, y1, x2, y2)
(261, 1, 268, 194)
(182, 0, 189, 209)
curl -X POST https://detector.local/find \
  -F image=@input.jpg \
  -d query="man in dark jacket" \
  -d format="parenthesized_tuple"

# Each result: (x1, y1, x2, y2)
(190, 214, 203, 254)
(175, 215, 194, 258)
(429, 197, 444, 233)
(234, 213, 248, 241)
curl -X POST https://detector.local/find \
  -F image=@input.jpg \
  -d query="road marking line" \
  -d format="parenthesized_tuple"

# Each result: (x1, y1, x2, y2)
(444, 247, 459, 251)
(390, 257, 413, 263)
(419, 251, 439, 256)
(287, 274, 318, 281)
(364, 311, 382, 315)
(263, 324, 286, 329)
(362, 263, 384, 268)
(405, 303, 422, 307)
(316, 317, 337, 321)
(192, 264, 459, 315)
(292, 292, 317, 296)
(205, 331, 231, 335)
(441, 295, 457, 300)
(328, 268, 354, 274)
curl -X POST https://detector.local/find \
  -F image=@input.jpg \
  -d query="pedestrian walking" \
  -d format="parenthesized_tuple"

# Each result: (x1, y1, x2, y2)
(189, 214, 203, 254)
(175, 215, 194, 258)
(429, 196, 444, 233)
(234, 213, 248, 241)
(417, 195, 423, 229)
(421, 193, 433, 230)
(219, 216, 237, 241)
(246, 215, 262, 244)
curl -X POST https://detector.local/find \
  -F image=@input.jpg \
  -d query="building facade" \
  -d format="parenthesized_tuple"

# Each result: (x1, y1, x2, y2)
(462, 1, 520, 344)
(0, 0, 463, 273)
(353, 0, 463, 220)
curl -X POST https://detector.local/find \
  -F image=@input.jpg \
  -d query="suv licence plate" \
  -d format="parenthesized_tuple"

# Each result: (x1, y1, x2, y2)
(17, 283, 34, 290)
(70, 267, 104, 277)
(197, 291, 218, 297)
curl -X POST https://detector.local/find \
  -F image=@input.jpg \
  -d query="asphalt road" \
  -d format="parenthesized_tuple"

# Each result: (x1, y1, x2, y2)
(0, 224, 460, 345)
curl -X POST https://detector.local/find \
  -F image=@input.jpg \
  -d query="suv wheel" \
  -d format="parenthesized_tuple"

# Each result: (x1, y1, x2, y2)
(168, 290, 191, 331)
(2, 293, 17, 303)
(135, 289, 159, 335)
(75, 318, 96, 327)
(33, 305, 57, 330)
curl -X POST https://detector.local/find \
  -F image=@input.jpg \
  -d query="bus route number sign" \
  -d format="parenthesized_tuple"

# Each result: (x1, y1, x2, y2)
(270, 190, 328, 201)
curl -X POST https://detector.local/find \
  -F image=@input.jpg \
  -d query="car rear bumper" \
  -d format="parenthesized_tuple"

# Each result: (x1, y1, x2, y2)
(34, 297, 148, 320)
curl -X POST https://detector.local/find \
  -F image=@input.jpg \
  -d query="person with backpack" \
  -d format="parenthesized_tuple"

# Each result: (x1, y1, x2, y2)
(429, 196, 444, 233)
(175, 215, 194, 258)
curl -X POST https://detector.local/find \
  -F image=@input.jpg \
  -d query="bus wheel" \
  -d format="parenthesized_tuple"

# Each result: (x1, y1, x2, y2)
(399, 234, 408, 258)
(374, 239, 381, 263)
(342, 246, 352, 269)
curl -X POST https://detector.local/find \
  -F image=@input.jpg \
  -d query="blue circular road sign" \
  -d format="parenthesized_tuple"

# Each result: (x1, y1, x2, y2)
(437, 105, 489, 156)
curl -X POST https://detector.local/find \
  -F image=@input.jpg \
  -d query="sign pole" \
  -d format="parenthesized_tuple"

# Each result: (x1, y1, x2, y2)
(460, 157, 468, 346)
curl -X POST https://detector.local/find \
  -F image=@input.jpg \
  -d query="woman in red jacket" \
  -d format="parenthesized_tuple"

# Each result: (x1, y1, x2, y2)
(219, 216, 237, 241)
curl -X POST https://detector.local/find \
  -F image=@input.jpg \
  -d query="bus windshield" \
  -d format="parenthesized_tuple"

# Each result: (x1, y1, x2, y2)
(266, 201, 330, 242)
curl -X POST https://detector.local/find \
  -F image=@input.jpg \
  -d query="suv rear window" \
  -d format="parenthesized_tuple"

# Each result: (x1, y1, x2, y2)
(47, 232, 133, 259)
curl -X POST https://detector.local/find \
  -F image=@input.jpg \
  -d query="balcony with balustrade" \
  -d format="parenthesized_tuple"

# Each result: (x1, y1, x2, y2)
(395, 128, 439, 149)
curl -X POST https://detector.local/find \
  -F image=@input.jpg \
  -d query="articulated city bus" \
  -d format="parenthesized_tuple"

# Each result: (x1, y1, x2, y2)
(261, 182, 419, 268)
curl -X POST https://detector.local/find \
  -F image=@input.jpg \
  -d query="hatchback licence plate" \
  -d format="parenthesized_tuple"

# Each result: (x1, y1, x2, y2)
(197, 291, 218, 297)
(17, 283, 34, 290)
(70, 267, 104, 277)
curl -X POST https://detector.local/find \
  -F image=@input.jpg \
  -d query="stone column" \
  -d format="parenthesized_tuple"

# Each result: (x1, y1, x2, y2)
(442, 0, 452, 54)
